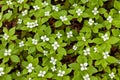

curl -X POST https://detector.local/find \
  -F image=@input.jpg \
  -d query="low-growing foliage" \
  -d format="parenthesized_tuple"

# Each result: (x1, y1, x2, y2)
(0, 0, 120, 80)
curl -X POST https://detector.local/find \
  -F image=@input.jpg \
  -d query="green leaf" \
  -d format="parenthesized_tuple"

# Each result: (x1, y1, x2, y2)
(52, 12, 59, 19)
(68, 63, 80, 70)
(90, 52, 102, 60)
(46, 72, 53, 78)
(60, 10, 67, 16)
(114, 0, 120, 10)
(63, 76, 70, 80)
(4, 75, 12, 80)
(68, 0, 74, 4)
(91, 76, 99, 80)
(10, 35, 17, 40)
(28, 46, 36, 54)
(57, 47, 66, 56)
(36, 43, 43, 52)
(41, 17, 49, 24)
(112, 29, 120, 36)
(101, 59, 108, 68)
(55, 21, 62, 27)
(27, 55, 33, 62)
(88, 66, 98, 75)
(3, 12, 12, 19)
(2, 5, 8, 12)
(45, 26, 51, 35)
(107, 37, 120, 44)
(95, 60, 102, 66)
(2, 57, 9, 63)
(9, 27, 15, 36)
(106, 56, 118, 64)
(32, 58, 38, 66)
(81, 0, 87, 4)
(5, 67, 12, 73)
(10, 55, 20, 63)
(68, 10, 75, 15)
(92, 38, 103, 44)
(64, 21, 71, 25)
(113, 20, 120, 28)
(3, 27, 8, 33)
(81, 27, 91, 32)
(0, 21, 2, 28)
(65, 69, 72, 74)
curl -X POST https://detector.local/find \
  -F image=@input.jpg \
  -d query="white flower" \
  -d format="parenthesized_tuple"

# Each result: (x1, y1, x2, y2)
(33, 5, 40, 11)
(51, 66, 56, 72)
(6, 0, 12, 5)
(119, 34, 120, 37)
(118, 60, 120, 64)
(41, 35, 49, 42)
(38, 71, 46, 77)
(86, 0, 89, 2)
(33, 20, 38, 27)
(67, 31, 73, 38)
(94, 22, 98, 25)
(57, 70, 65, 77)
(19, 41, 24, 47)
(32, 39, 38, 45)
(56, 32, 62, 38)
(0, 67, 5, 76)
(4, 49, 11, 56)
(94, 47, 97, 53)
(83, 48, 90, 56)
(118, 11, 120, 14)
(17, 19, 22, 24)
(28, 78, 32, 80)
(80, 62, 88, 71)
(16, 71, 20, 76)
(83, 74, 90, 80)
(42, 1, 48, 7)
(101, 33, 109, 41)
(103, 51, 109, 59)
(60, 16, 68, 22)
(73, 3, 77, 7)
(73, 45, 77, 50)
(52, 5, 59, 11)
(88, 19, 94, 26)
(107, 16, 113, 23)
(27, 21, 38, 28)
(3, 33, 9, 40)
(45, 11, 50, 16)
(109, 72, 115, 79)
(26, 63, 34, 73)
(52, 41, 60, 50)
(50, 57, 57, 65)
(17, 0, 24, 4)
(76, 9, 83, 16)
(27, 22, 33, 28)
(82, 36, 86, 41)
(22, 10, 27, 16)
(43, 50, 48, 55)
(8, 10, 12, 13)
(92, 7, 99, 15)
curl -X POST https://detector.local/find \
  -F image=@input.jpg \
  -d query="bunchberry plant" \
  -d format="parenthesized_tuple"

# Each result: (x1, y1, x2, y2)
(0, 0, 120, 80)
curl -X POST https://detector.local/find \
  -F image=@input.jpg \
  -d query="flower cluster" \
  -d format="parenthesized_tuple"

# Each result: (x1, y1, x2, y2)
(0, 67, 5, 76)
(57, 70, 65, 77)
(80, 62, 88, 71)
(1, 0, 120, 80)
(27, 20, 38, 28)
(26, 63, 34, 73)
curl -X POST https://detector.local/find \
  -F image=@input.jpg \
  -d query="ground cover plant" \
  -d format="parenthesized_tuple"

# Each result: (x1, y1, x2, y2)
(0, 0, 120, 80)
